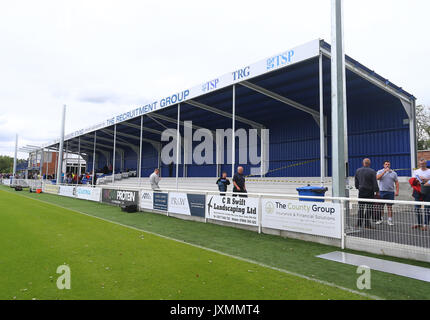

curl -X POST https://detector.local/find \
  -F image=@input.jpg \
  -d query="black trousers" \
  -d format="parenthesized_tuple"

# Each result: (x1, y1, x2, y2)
(358, 191, 375, 228)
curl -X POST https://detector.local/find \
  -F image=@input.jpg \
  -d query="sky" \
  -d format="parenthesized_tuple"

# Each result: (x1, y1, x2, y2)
(0, 0, 429, 158)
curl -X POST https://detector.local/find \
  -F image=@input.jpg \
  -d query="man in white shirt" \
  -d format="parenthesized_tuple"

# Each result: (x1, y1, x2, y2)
(412, 159, 430, 231)
(149, 168, 160, 191)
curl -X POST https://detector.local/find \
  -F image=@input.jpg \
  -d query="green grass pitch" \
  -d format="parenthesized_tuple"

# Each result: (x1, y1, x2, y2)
(0, 185, 429, 300)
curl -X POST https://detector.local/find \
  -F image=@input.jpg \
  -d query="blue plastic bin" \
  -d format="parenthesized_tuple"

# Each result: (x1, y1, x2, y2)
(427, 161, 430, 169)
(296, 186, 328, 202)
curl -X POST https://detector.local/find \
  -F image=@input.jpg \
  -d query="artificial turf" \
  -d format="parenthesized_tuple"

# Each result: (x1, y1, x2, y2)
(0, 187, 366, 300)
(1, 185, 429, 300)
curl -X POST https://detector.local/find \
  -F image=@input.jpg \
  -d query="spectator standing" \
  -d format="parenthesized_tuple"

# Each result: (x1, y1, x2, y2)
(216, 172, 230, 196)
(412, 158, 430, 231)
(233, 166, 247, 197)
(150, 168, 161, 191)
(355, 158, 379, 228)
(376, 160, 399, 226)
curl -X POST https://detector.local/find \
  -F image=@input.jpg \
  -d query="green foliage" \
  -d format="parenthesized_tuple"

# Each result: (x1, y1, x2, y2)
(0, 155, 26, 173)
(416, 105, 430, 150)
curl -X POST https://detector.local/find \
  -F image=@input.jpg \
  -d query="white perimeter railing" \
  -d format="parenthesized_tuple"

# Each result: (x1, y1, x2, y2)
(2, 178, 430, 263)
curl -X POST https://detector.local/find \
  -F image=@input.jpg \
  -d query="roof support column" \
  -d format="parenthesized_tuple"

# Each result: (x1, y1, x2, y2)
(46, 151, 49, 181)
(232, 85, 236, 178)
(65, 141, 68, 177)
(54, 149, 58, 181)
(331, 0, 348, 198)
(157, 144, 161, 177)
(410, 100, 417, 173)
(319, 53, 326, 186)
(40, 148, 44, 180)
(176, 104, 181, 190)
(139, 115, 143, 185)
(112, 124, 117, 183)
(92, 132, 97, 186)
(77, 137, 81, 185)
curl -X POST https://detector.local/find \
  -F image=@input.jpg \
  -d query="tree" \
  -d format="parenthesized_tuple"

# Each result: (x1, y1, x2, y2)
(0, 155, 26, 173)
(416, 105, 430, 150)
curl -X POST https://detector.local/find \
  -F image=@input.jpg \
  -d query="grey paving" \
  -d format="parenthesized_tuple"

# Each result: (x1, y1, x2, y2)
(317, 251, 430, 282)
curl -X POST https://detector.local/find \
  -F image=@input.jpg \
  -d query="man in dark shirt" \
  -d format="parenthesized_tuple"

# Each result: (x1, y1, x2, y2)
(355, 158, 379, 228)
(233, 166, 247, 197)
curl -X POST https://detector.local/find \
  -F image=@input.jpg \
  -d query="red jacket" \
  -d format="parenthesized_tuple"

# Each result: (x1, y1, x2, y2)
(409, 178, 423, 201)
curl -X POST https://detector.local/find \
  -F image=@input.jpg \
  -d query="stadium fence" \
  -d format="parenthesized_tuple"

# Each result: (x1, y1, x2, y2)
(1, 178, 429, 263)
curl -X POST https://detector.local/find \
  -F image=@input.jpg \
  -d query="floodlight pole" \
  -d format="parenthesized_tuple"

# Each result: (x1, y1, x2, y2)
(13, 134, 18, 177)
(331, 0, 348, 198)
(56, 105, 66, 185)
(112, 124, 117, 183)
(175, 104, 181, 190)
(232, 85, 236, 178)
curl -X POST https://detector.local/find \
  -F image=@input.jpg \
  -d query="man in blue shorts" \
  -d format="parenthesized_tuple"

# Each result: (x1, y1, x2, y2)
(376, 160, 399, 226)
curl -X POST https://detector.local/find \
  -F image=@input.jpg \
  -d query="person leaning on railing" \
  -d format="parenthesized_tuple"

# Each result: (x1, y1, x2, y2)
(216, 172, 230, 196)
(410, 158, 430, 231)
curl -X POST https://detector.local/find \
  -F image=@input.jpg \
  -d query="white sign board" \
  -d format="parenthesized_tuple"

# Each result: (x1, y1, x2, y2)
(169, 192, 191, 215)
(76, 187, 101, 202)
(140, 190, 154, 210)
(43, 184, 59, 195)
(59, 186, 75, 198)
(262, 199, 342, 239)
(206, 195, 259, 226)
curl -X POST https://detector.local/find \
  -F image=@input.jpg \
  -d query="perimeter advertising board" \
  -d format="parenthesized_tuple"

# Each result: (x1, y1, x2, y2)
(43, 184, 59, 195)
(168, 192, 205, 217)
(76, 187, 101, 202)
(261, 199, 342, 239)
(140, 190, 154, 210)
(153, 192, 168, 212)
(102, 188, 138, 206)
(206, 195, 259, 226)
(59, 185, 75, 198)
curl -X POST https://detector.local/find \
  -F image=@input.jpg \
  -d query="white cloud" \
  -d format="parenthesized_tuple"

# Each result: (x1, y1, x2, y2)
(0, 0, 428, 158)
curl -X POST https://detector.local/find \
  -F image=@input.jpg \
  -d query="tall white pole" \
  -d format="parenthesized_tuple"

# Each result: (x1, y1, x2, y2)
(56, 105, 66, 184)
(175, 104, 181, 190)
(331, 0, 347, 198)
(232, 85, 236, 178)
(13, 134, 18, 177)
